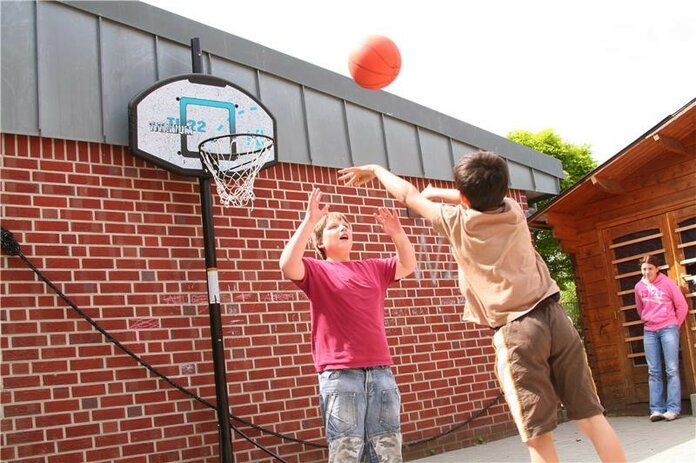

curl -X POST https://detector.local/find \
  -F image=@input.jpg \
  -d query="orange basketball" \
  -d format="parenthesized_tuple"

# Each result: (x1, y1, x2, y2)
(348, 35, 401, 90)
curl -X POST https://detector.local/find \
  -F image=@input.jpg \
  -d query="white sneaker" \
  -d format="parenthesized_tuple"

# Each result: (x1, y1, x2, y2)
(649, 412, 664, 422)
(663, 411, 678, 421)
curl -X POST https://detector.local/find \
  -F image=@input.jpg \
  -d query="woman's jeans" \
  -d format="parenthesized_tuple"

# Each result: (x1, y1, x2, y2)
(318, 367, 402, 463)
(644, 325, 681, 414)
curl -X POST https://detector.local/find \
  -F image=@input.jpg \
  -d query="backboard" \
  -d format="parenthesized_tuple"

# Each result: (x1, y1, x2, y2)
(128, 74, 276, 177)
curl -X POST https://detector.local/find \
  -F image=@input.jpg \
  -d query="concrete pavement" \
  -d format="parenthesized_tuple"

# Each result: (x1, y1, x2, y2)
(411, 415, 696, 462)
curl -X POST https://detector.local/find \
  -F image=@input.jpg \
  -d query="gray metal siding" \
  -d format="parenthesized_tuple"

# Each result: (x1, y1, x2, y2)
(384, 117, 421, 177)
(100, 21, 158, 145)
(1, 1, 39, 135)
(507, 160, 535, 191)
(258, 74, 309, 164)
(304, 89, 351, 168)
(155, 38, 191, 79)
(345, 103, 389, 168)
(420, 129, 455, 180)
(0, 0, 563, 196)
(451, 140, 478, 162)
(37, 2, 102, 141)
(209, 57, 259, 98)
(533, 171, 560, 195)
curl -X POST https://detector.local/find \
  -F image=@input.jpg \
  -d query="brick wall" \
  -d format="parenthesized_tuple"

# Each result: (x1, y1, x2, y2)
(1, 134, 520, 462)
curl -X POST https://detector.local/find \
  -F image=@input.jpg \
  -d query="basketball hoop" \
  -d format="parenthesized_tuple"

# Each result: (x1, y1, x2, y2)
(198, 134, 274, 208)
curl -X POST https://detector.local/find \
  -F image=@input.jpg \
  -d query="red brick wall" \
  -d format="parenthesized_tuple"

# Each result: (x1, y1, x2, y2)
(1, 134, 519, 462)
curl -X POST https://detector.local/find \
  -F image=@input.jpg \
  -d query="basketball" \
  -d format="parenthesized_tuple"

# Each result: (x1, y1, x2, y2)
(348, 35, 401, 90)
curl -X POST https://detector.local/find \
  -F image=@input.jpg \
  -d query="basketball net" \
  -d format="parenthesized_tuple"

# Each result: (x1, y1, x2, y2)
(198, 134, 274, 209)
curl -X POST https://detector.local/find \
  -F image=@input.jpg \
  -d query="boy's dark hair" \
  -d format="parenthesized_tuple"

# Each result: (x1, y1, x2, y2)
(310, 212, 349, 260)
(639, 255, 660, 267)
(452, 150, 509, 210)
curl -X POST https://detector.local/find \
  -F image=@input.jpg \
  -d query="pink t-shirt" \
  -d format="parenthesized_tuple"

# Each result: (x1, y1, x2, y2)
(293, 256, 397, 372)
(634, 273, 688, 332)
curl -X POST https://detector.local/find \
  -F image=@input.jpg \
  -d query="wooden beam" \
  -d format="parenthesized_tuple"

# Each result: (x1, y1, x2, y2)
(541, 211, 582, 248)
(551, 223, 578, 241)
(652, 133, 688, 155)
(590, 175, 625, 195)
(546, 211, 575, 225)
(559, 240, 580, 253)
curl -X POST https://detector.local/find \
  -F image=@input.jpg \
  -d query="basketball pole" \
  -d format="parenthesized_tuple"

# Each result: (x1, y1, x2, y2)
(190, 37, 234, 463)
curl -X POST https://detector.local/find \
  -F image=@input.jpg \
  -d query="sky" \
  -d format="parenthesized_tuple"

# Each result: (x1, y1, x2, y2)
(142, 0, 696, 164)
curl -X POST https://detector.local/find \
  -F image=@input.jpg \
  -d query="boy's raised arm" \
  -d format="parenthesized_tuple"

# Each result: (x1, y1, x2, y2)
(422, 184, 462, 205)
(374, 208, 416, 280)
(279, 188, 327, 281)
(338, 165, 441, 223)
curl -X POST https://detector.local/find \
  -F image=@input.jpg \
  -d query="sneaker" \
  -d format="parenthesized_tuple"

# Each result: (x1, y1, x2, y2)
(663, 411, 678, 421)
(649, 412, 664, 422)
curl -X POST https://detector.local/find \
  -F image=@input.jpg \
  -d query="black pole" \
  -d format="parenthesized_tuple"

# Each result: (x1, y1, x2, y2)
(191, 37, 234, 463)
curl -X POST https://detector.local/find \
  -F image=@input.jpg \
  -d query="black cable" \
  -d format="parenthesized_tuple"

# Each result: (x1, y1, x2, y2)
(2, 226, 506, 456)
(1, 227, 21, 256)
(403, 392, 504, 448)
(1, 227, 290, 462)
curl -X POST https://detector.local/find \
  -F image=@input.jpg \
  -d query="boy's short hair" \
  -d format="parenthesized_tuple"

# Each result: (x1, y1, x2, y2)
(453, 150, 509, 210)
(311, 212, 349, 260)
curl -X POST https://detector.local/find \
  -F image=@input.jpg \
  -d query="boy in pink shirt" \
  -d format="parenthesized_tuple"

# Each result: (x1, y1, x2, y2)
(279, 188, 416, 462)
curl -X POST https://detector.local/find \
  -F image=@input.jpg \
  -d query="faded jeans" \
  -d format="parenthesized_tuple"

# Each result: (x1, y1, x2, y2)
(644, 325, 681, 414)
(318, 367, 402, 463)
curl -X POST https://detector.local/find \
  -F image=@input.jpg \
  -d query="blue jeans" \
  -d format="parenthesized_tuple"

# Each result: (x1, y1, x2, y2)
(318, 367, 402, 463)
(644, 325, 681, 414)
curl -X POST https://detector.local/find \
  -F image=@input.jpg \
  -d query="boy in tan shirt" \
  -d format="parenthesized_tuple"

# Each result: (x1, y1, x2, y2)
(339, 151, 625, 463)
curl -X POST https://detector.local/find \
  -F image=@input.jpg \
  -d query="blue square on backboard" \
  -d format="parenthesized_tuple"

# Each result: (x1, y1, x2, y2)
(179, 97, 238, 158)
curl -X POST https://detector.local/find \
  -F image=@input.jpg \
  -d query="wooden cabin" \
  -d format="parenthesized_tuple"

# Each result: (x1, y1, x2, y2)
(528, 98, 696, 413)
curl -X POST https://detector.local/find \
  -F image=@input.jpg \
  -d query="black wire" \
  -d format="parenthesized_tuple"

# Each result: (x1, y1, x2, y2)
(403, 392, 504, 447)
(1, 227, 21, 256)
(2, 226, 506, 457)
(1, 227, 291, 462)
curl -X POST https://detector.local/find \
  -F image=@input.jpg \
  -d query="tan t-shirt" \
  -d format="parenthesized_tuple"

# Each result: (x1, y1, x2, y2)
(432, 198, 559, 328)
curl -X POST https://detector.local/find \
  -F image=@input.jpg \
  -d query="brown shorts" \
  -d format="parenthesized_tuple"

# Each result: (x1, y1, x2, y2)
(492, 298, 604, 441)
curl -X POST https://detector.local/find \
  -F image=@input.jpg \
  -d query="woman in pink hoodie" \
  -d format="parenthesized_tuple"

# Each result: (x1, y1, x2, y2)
(634, 255, 688, 422)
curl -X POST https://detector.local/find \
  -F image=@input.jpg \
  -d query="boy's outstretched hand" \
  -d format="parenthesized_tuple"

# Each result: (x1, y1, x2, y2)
(374, 208, 404, 237)
(338, 165, 376, 186)
(305, 187, 329, 224)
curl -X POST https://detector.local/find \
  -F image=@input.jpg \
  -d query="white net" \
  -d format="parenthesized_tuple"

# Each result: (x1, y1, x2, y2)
(198, 134, 274, 208)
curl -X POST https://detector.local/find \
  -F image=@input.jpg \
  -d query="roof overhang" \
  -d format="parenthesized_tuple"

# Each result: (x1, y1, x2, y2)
(528, 97, 696, 230)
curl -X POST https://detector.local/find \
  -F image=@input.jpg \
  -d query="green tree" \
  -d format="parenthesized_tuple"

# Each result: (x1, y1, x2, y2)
(508, 129, 597, 190)
(507, 129, 597, 292)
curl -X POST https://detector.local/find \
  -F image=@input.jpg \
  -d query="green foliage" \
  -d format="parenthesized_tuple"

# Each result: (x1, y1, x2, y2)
(559, 281, 578, 306)
(508, 129, 596, 189)
(507, 129, 598, 291)
(532, 229, 573, 288)
(560, 281, 583, 333)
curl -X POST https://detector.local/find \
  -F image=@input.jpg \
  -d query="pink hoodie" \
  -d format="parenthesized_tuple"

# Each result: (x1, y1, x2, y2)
(634, 273, 688, 331)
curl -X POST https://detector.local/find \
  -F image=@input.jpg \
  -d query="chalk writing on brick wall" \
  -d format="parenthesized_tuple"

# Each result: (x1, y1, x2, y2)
(129, 318, 160, 341)
(414, 234, 454, 284)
